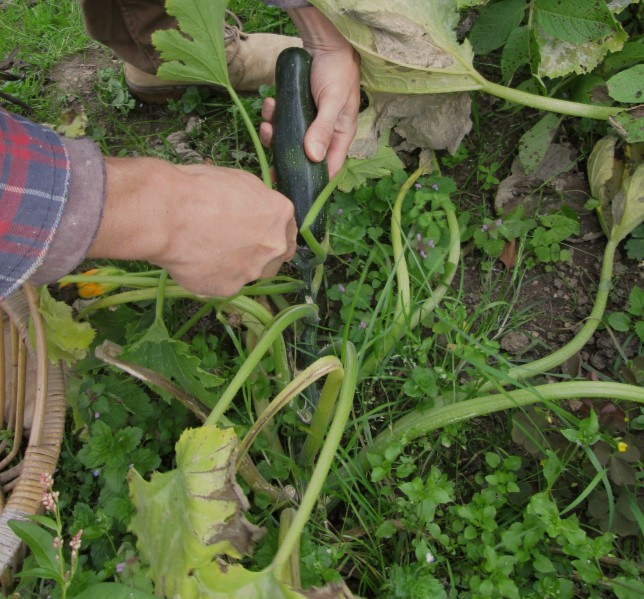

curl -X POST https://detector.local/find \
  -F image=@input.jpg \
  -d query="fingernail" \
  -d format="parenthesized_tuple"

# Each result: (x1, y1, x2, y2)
(312, 142, 326, 162)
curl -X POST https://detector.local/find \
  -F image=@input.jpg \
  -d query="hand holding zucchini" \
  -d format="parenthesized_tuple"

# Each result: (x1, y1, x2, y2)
(272, 47, 329, 244)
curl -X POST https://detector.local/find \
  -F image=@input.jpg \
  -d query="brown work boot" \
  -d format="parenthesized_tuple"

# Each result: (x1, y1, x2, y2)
(124, 13, 302, 104)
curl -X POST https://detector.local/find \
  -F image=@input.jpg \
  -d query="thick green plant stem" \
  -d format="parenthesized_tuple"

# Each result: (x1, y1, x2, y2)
(392, 165, 427, 323)
(409, 208, 460, 329)
(206, 304, 318, 425)
(300, 166, 345, 263)
(172, 300, 217, 340)
(236, 355, 343, 462)
(481, 79, 622, 120)
(154, 270, 168, 323)
(481, 237, 617, 390)
(361, 381, 644, 473)
(220, 296, 291, 392)
(76, 280, 302, 319)
(278, 508, 300, 588)
(271, 342, 357, 574)
(360, 204, 460, 378)
(58, 274, 164, 288)
(298, 367, 344, 467)
(228, 86, 272, 187)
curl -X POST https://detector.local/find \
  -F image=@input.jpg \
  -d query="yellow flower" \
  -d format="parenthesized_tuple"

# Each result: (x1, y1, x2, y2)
(66, 267, 125, 298)
(617, 441, 628, 453)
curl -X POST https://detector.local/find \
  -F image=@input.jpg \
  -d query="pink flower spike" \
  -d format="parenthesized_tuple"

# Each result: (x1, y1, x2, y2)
(40, 472, 53, 491)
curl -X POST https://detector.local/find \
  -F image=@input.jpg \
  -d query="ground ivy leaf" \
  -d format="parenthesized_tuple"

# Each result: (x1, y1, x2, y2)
(33, 286, 95, 366)
(128, 426, 265, 598)
(607, 311, 631, 332)
(607, 65, 644, 103)
(122, 319, 223, 408)
(152, 0, 230, 86)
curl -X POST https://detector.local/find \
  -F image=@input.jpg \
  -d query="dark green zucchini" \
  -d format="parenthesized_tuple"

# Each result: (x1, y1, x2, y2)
(273, 47, 329, 243)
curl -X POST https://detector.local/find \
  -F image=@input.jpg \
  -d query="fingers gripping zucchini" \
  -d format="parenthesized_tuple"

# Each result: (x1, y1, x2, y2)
(273, 47, 329, 243)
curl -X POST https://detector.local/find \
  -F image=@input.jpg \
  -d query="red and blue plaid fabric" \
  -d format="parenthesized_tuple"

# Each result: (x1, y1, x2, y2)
(0, 107, 69, 299)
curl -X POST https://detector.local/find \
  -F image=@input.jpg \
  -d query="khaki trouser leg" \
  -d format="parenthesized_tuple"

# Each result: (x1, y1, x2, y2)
(80, 0, 176, 73)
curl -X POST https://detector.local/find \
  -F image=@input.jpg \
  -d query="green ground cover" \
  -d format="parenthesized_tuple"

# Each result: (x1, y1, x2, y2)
(1, 1, 642, 597)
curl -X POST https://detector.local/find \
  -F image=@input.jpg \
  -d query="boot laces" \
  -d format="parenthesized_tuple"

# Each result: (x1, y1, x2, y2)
(224, 10, 247, 65)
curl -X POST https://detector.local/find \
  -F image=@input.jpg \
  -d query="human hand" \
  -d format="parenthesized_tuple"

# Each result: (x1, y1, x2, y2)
(260, 7, 360, 179)
(88, 157, 297, 297)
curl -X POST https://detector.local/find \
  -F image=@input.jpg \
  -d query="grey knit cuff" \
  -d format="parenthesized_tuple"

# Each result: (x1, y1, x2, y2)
(30, 136, 106, 285)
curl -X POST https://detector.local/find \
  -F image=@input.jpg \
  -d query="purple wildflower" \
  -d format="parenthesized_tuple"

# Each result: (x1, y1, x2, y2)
(337, 283, 346, 293)
(359, 321, 367, 329)
(336, 208, 343, 216)
(414, 183, 422, 190)
(93, 469, 100, 478)
(495, 218, 503, 226)
(94, 411, 100, 419)
(116, 562, 126, 573)
(431, 183, 439, 191)
(481, 224, 489, 232)
(427, 239, 435, 248)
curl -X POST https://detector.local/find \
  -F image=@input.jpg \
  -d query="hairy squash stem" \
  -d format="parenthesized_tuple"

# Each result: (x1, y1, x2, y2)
(228, 86, 272, 187)
(479, 237, 617, 391)
(300, 166, 345, 264)
(298, 367, 344, 466)
(360, 381, 644, 474)
(172, 300, 217, 340)
(360, 204, 460, 378)
(410, 208, 460, 329)
(58, 274, 164, 288)
(278, 509, 300, 588)
(481, 79, 622, 120)
(236, 356, 343, 463)
(271, 342, 357, 574)
(153, 270, 168, 323)
(206, 304, 318, 425)
(76, 281, 303, 318)
(392, 164, 427, 323)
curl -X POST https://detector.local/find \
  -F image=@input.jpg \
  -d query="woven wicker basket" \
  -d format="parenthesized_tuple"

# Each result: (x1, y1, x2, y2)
(0, 284, 67, 582)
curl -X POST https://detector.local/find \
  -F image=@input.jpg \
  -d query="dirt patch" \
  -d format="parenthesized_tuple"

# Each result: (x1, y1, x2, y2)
(46, 45, 117, 107)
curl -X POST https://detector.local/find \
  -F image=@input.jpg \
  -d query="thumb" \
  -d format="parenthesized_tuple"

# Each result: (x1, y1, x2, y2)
(303, 100, 339, 163)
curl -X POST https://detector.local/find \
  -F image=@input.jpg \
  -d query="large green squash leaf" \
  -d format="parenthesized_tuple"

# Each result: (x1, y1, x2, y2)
(152, 0, 230, 86)
(532, 0, 627, 78)
(309, 0, 479, 156)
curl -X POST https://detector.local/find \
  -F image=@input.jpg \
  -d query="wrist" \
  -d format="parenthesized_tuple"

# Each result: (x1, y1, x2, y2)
(87, 157, 175, 265)
(287, 6, 351, 52)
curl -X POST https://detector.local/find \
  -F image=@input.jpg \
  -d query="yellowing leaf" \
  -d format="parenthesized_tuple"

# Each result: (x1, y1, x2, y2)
(128, 426, 264, 598)
(33, 286, 95, 366)
(587, 135, 644, 242)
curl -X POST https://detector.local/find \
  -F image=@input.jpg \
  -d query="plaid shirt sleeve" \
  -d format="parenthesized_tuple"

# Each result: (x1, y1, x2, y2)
(0, 107, 69, 299)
